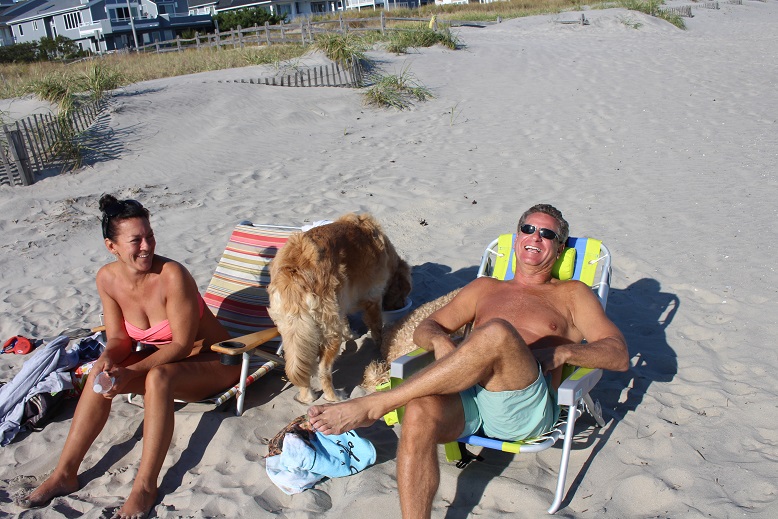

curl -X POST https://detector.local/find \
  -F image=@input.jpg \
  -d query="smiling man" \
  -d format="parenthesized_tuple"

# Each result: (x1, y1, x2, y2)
(308, 204, 629, 519)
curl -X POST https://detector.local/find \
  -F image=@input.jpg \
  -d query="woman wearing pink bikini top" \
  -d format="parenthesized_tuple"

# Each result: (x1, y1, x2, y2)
(20, 194, 241, 518)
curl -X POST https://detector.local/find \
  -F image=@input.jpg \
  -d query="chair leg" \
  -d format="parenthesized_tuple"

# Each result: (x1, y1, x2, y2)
(548, 403, 581, 514)
(235, 352, 250, 416)
(583, 394, 606, 427)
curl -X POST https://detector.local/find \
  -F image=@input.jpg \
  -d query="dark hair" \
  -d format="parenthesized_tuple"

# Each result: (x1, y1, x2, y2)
(518, 204, 569, 244)
(99, 194, 150, 240)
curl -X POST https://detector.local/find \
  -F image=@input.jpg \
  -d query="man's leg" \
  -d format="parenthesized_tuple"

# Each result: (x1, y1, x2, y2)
(309, 317, 538, 434)
(397, 394, 464, 519)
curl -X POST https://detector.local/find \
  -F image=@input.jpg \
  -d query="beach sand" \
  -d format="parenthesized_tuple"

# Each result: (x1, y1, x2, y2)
(1, 3, 777, 517)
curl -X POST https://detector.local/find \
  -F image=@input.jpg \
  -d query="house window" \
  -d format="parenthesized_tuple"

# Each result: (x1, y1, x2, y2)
(64, 12, 83, 30)
(112, 7, 131, 21)
(17, 24, 23, 36)
(33, 21, 38, 30)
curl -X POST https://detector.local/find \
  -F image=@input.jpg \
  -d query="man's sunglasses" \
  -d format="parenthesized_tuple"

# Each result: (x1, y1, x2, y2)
(519, 224, 559, 241)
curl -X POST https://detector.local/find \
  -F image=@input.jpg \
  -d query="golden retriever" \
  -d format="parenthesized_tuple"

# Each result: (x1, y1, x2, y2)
(268, 213, 412, 404)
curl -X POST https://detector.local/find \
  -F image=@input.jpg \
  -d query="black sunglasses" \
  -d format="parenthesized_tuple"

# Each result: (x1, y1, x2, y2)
(104, 199, 142, 218)
(519, 224, 559, 241)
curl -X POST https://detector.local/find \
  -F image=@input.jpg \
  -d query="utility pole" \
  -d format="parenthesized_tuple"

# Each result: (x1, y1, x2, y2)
(125, 0, 139, 51)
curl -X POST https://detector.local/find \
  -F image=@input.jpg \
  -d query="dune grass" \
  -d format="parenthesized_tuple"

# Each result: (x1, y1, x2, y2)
(364, 67, 434, 109)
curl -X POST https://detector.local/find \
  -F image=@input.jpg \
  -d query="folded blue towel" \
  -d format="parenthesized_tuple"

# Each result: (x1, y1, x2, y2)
(266, 429, 376, 494)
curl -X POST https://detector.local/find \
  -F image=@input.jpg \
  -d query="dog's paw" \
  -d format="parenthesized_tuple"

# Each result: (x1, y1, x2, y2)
(294, 388, 315, 405)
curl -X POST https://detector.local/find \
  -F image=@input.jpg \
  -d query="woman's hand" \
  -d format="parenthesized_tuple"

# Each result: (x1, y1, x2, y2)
(100, 365, 140, 398)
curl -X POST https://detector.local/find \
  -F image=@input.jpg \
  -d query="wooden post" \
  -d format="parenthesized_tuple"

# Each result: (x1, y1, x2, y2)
(155, 39, 160, 53)
(33, 114, 50, 162)
(307, 69, 311, 86)
(195, 32, 200, 50)
(265, 21, 271, 45)
(380, 11, 385, 35)
(176, 36, 181, 52)
(339, 13, 344, 33)
(314, 67, 318, 86)
(5, 127, 33, 186)
(280, 20, 286, 42)
(300, 20, 305, 44)
(216, 28, 221, 50)
(0, 140, 13, 186)
(20, 118, 42, 173)
(307, 19, 312, 44)
(335, 62, 343, 85)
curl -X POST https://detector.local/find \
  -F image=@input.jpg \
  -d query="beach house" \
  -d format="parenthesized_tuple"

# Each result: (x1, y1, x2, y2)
(5, 0, 213, 52)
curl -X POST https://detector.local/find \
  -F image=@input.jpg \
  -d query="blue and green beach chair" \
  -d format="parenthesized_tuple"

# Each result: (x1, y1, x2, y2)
(385, 233, 612, 514)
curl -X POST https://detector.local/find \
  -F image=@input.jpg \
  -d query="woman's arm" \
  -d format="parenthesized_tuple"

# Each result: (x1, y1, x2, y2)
(95, 266, 135, 374)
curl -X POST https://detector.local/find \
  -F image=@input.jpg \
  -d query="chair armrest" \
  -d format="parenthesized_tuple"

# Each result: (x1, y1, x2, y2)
(556, 367, 602, 407)
(390, 348, 434, 380)
(211, 328, 281, 360)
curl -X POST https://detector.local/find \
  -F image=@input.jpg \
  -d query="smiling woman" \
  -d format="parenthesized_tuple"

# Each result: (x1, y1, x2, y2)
(17, 194, 242, 519)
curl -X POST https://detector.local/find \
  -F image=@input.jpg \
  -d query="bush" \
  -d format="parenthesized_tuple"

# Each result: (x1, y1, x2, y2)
(215, 7, 286, 32)
(0, 42, 40, 64)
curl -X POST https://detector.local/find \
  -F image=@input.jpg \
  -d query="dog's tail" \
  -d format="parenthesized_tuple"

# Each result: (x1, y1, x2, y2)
(268, 286, 326, 389)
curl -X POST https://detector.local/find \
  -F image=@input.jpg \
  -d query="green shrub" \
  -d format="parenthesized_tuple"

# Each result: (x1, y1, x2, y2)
(314, 32, 366, 65)
(0, 42, 40, 63)
(215, 7, 286, 32)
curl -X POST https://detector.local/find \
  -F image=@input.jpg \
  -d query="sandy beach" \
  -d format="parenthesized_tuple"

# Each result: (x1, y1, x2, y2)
(1, 3, 777, 517)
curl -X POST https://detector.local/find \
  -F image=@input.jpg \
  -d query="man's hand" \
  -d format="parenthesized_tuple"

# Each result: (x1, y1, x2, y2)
(533, 346, 569, 375)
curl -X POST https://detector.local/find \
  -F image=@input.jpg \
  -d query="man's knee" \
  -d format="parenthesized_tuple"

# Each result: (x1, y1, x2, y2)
(402, 395, 463, 445)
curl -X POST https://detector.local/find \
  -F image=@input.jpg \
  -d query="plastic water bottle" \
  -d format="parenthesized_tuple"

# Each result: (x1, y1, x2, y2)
(93, 371, 115, 394)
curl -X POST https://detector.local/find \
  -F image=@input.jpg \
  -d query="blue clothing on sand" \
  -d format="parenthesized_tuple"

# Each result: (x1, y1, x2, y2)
(265, 429, 376, 495)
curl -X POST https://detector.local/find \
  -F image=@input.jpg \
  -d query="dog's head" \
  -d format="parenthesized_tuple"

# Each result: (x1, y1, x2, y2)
(383, 258, 412, 311)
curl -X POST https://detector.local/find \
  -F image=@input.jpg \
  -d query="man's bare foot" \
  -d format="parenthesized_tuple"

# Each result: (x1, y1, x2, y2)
(307, 395, 382, 435)
(16, 473, 79, 509)
(111, 486, 157, 519)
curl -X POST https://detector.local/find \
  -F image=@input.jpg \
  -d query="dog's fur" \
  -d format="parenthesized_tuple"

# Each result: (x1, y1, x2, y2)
(361, 288, 464, 391)
(268, 213, 412, 404)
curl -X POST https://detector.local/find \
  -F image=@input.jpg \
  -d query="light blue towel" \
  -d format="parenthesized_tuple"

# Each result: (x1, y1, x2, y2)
(265, 429, 376, 494)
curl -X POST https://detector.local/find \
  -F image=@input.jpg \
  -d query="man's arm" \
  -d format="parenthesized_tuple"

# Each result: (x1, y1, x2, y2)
(535, 282, 630, 373)
(413, 281, 483, 360)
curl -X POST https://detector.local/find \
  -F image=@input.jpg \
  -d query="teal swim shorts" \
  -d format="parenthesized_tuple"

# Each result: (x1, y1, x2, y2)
(459, 367, 560, 441)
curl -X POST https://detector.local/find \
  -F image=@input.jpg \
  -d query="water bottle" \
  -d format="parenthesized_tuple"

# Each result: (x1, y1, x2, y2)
(93, 371, 115, 394)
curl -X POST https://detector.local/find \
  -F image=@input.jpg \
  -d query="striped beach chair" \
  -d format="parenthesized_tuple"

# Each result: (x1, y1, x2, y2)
(387, 234, 611, 514)
(204, 222, 301, 416)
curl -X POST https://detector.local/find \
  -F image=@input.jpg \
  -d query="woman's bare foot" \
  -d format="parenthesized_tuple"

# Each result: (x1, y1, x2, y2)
(307, 395, 383, 435)
(112, 486, 158, 519)
(16, 473, 79, 509)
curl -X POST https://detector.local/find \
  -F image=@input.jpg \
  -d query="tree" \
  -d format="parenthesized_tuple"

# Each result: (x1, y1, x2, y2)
(39, 35, 80, 60)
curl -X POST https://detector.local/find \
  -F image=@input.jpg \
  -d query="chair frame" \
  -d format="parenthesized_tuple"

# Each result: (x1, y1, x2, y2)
(388, 235, 611, 514)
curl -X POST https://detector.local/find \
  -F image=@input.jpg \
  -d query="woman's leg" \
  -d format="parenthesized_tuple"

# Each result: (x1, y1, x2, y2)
(20, 349, 153, 509)
(20, 363, 147, 508)
(117, 352, 240, 518)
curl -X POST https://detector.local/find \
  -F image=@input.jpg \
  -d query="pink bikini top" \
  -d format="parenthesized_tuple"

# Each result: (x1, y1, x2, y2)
(124, 294, 205, 345)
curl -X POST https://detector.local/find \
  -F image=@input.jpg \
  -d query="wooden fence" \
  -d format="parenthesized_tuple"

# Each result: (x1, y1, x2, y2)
(222, 57, 365, 88)
(137, 12, 448, 54)
(0, 98, 104, 187)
